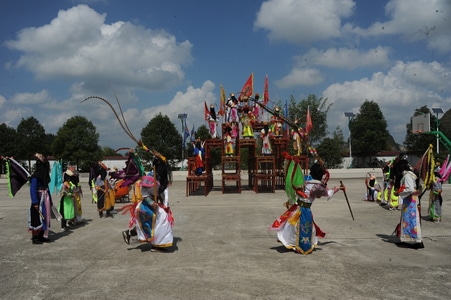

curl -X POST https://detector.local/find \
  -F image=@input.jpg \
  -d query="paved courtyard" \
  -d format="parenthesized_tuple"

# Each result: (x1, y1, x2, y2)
(0, 173, 450, 300)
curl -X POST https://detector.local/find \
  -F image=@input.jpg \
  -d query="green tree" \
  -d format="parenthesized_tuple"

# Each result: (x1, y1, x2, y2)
(43, 133, 56, 156)
(0, 123, 18, 157)
(349, 100, 390, 163)
(140, 113, 181, 165)
(16, 117, 47, 169)
(287, 94, 331, 147)
(404, 106, 437, 156)
(316, 127, 346, 169)
(52, 116, 102, 167)
(0, 123, 18, 174)
(102, 146, 122, 157)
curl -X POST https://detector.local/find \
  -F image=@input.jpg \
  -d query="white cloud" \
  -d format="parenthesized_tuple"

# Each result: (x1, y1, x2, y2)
(79, 81, 217, 148)
(295, 46, 391, 70)
(275, 68, 324, 88)
(323, 60, 450, 143)
(5, 4, 193, 92)
(350, 0, 451, 53)
(254, 0, 355, 45)
(10, 90, 51, 105)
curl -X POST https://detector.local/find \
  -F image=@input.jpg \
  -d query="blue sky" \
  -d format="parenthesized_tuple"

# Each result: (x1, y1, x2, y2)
(1, 0, 450, 150)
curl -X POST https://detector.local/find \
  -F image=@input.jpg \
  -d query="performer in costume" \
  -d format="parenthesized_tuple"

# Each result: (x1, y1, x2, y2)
(124, 174, 174, 250)
(208, 104, 218, 138)
(91, 161, 115, 218)
(365, 173, 378, 202)
(271, 153, 343, 254)
(270, 106, 283, 137)
(153, 152, 172, 205)
(240, 106, 255, 138)
(192, 138, 205, 175)
(260, 123, 272, 155)
(226, 93, 238, 123)
(393, 158, 424, 249)
(152, 156, 174, 249)
(60, 165, 84, 231)
(224, 123, 235, 156)
(121, 178, 143, 244)
(429, 169, 442, 223)
(29, 153, 53, 244)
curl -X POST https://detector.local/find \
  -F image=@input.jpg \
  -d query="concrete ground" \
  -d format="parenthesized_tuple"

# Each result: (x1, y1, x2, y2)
(0, 172, 450, 300)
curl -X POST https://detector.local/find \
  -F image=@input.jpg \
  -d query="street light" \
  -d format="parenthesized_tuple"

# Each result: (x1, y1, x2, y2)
(431, 107, 444, 153)
(344, 112, 355, 168)
(177, 113, 188, 170)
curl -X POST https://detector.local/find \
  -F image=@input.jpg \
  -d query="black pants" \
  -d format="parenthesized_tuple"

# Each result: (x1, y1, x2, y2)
(97, 189, 105, 215)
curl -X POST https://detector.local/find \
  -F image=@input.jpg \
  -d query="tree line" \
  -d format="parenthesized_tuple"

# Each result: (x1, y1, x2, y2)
(1, 96, 448, 173)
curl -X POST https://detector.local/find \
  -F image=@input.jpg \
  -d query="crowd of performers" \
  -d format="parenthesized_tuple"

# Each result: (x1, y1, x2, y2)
(0, 138, 448, 253)
(2, 148, 174, 250)
(365, 154, 446, 224)
(205, 93, 291, 157)
(362, 150, 450, 249)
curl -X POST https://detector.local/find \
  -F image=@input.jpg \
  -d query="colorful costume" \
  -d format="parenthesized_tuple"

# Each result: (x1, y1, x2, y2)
(271, 154, 341, 254)
(224, 123, 235, 156)
(394, 160, 424, 249)
(121, 153, 173, 249)
(240, 109, 255, 138)
(193, 140, 205, 175)
(60, 166, 83, 230)
(29, 153, 53, 244)
(260, 125, 272, 155)
(428, 172, 442, 223)
(208, 105, 218, 138)
(91, 162, 115, 218)
(132, 175, 174, 248)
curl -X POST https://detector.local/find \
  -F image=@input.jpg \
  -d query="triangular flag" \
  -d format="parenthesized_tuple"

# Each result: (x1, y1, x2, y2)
(239, 73, 253, 100)
(5, 157, 30, 197)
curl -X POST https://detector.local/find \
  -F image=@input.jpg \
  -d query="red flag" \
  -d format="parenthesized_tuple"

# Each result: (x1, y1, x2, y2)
(306, 106, 313, 134)
(239, 73, 253, 100)
(204, 101, 209, 121)
(218, 85, 226, 116)
(263, 75, 269, 105)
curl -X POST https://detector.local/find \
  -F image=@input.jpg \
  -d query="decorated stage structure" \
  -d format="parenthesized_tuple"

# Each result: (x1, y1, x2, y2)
(186, 75, 313, 196)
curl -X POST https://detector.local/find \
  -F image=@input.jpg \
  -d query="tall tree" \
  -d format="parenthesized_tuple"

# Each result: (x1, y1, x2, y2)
(140, 113, 181, 165)
(43, 133, 56, 156)
(404, 106, 437, 156)
(0, 123, 18, 174)
(52, 116, 102, 167)
(349, 100, 390, 160)
(16, 117, 47, 169)
(287, 94, 331, 147)
(0, 123, 18, 157)
(316, 127, 346, 169)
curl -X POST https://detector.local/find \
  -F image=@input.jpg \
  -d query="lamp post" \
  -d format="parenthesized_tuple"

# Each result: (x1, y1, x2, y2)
(177, 113, 188, 170)
(344, 112, 355, 168)
(431, 108, 444, 153)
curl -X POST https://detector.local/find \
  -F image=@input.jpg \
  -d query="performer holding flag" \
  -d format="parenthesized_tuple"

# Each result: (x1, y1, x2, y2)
(270, 152, 345, 254)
